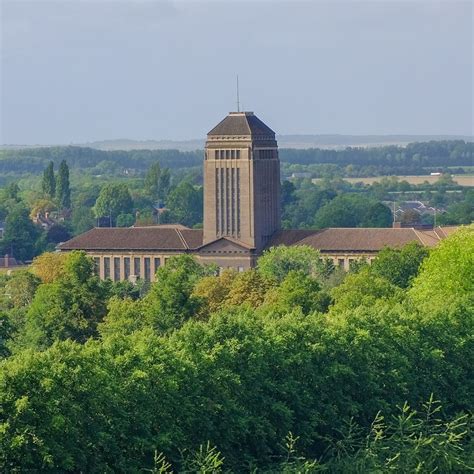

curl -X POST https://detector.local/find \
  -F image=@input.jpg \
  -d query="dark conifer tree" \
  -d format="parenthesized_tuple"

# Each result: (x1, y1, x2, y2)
(56, 160, 71, 209)
(42, 161, 56, 198)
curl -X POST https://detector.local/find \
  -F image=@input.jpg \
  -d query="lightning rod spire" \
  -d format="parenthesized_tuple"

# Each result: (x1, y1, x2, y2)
(236, 75, 240, 112)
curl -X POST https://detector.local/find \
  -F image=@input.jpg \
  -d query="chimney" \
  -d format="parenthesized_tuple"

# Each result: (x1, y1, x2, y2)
(392, 222, 402, 228)
(4, 254, 9, 268)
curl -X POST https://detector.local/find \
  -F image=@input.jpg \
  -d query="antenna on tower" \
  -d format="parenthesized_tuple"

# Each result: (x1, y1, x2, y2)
(236, 75, 240, 112)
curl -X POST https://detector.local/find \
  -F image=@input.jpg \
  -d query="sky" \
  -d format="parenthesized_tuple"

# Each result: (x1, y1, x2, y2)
(0, 0, 472, 144)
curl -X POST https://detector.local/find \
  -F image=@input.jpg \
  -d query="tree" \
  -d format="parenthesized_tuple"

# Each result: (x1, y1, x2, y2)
(314, 194, 392, 228)
(143, 255, 208, 333)
(29, 198, 56, 220)
(144, 162, 161, 198)
(71, 207, 95, 235)
(166, 182, 203, 228)
(46, 224, 71, 244)
(158, 168, 171, 202)
(409, 226, 473, 312)
(314, 195, 360, 228)
(192, 269, 237, 317)
(362, 202, 392, 227)
(22, 252, 109, 349)
(3, 182, 20, 201)
(225, 269, 273, 308)
(263, 271, 330, 315)
(94, 183, 134, 225)
(1, 271, 41, 309)
(257, 245, 323, 283)
(31, 252, 68, 283)
(370, 242, 429, 288)
(330, 267, 402, 312)
(1, 203, 40, 262)
(41, 161, 56, 198)
(56, 160, 71, 209)
(144, 163, 171, 203)
(116, 213, 135, 228)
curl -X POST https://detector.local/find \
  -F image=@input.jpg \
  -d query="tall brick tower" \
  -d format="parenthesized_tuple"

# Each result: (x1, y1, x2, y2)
(203, 112, 280, 252)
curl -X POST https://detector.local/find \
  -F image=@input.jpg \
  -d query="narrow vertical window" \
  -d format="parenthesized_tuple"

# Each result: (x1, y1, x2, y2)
(144, 258, 151, 281)
(154, 258, 161, 275)
(134, 257, 141, 278)
(104, 257, 110, 280)
(215, 150, 219, 159)
(114, 257, 121, 282)
(93, 257, 100, 276)
(124, 257, 130, 280)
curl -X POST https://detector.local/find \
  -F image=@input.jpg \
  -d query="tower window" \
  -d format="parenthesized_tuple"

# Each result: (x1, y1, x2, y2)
(236, 150, 240, 159)
(225, 150, 230, 159)
(215, 150, 219, 160)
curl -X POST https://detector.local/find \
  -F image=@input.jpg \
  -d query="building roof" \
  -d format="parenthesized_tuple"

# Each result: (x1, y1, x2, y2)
(208, 112, 275, 137)
(59, 227, 203, 251)
(59, 226, 457, 254)
(268, 227, 455, 252)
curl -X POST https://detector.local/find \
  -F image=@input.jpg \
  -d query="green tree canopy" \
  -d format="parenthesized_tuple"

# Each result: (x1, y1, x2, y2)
(143, 255, 209, 333)
(94, 183, 134, 224)
(330, 267, 403, 313)
(370, 242, 429, 288)
(409, 226, 474, 312)
(0, 203, 40, 262)
(21, 252, 109, 350)
(166, 181, 203, 227)
(314, 194, 392, 228)
(257, 245, 323, 283)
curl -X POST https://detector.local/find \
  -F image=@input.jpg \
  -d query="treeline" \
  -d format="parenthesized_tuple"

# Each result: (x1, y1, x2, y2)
(0, 228, 472, 471)
(0, 147, 203, 175)
(282, 140, 472, 167)
(0, 140, 471, 179)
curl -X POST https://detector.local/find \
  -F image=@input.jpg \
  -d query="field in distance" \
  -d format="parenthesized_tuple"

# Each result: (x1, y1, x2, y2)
(312, 175, 474, 186)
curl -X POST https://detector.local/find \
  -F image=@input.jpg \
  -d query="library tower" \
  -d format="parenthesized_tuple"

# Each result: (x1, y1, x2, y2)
(203, 111, 281, 251)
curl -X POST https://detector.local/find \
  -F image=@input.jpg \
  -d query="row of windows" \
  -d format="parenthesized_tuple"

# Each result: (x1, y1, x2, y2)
(214, 149, 241, 160)
(95, 256, 162, 282)
(258, 149, 275, 160)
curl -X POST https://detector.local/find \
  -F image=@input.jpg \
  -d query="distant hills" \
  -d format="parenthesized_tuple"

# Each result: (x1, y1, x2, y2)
(82, 135, 473, 151)
(3, 134, 471, 152)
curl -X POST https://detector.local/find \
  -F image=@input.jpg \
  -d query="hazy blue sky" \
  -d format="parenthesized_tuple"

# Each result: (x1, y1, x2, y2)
(1, 0, 472, 144)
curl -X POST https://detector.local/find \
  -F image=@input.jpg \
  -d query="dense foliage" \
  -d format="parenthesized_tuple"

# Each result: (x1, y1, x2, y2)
(0, 227, 472, 471)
